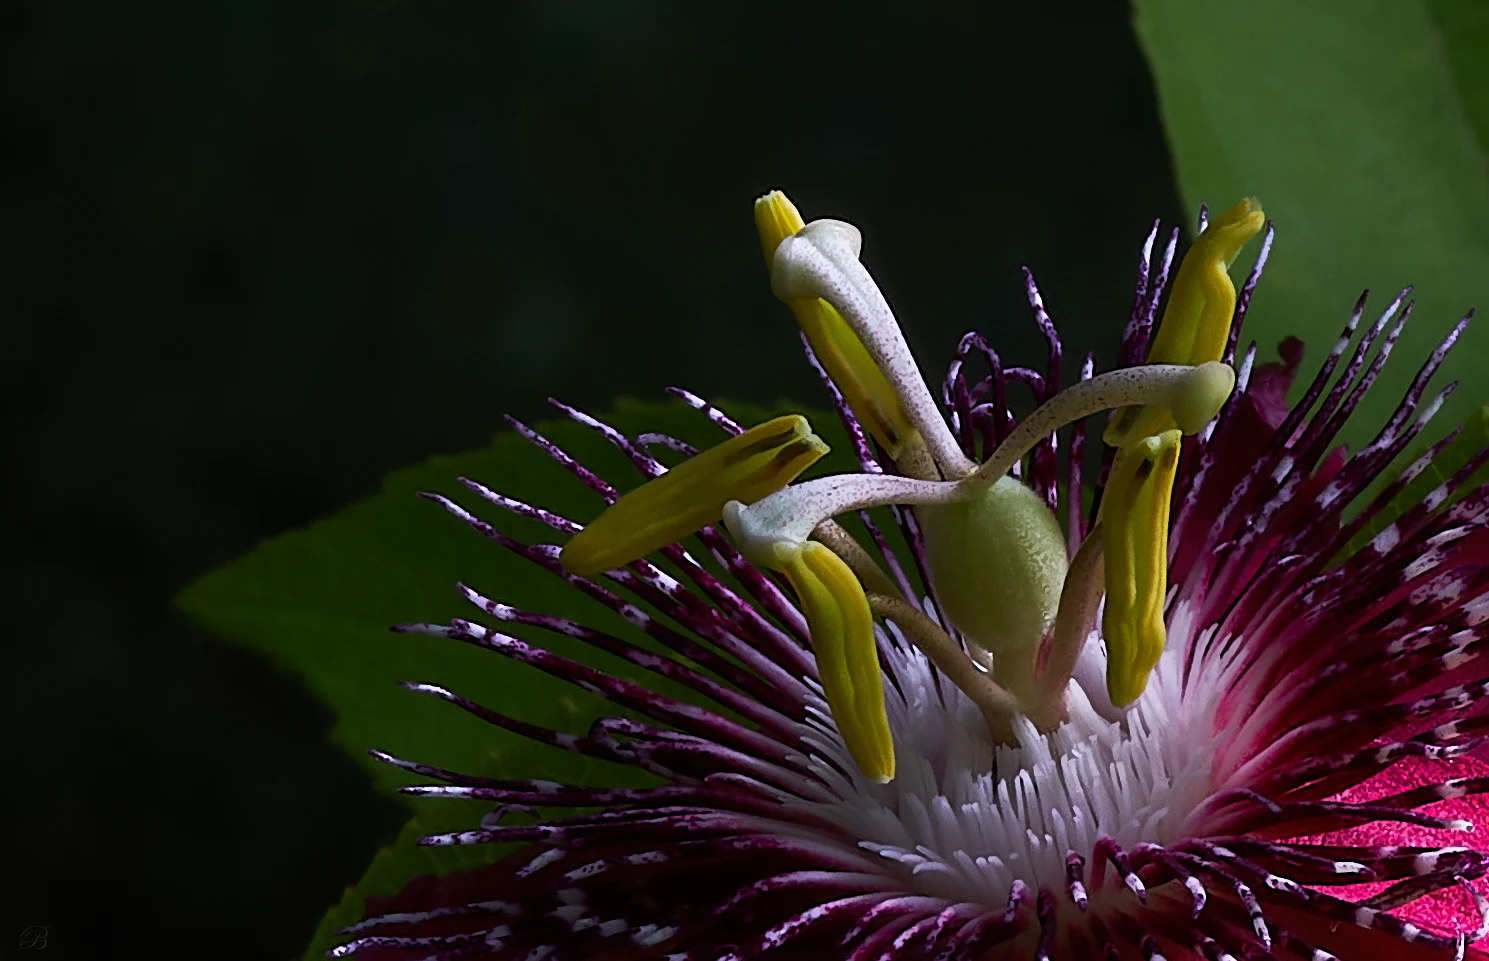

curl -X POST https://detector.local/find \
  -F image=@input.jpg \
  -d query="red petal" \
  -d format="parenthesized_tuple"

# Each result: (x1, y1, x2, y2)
(1295, 754, 1489, 948)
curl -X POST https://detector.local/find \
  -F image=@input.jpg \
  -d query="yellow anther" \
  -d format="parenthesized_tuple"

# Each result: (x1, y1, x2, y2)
(754, 191, 920, 459)
(1149, 197, 1265, 366)
(754, 189, 807, 265)
(798, 301, 924, 459)
(1106, 198, 1263, 445)
(775, 540, 895, 783)
(1101, 429, 1182, 708)
(560, 415, 828, 576)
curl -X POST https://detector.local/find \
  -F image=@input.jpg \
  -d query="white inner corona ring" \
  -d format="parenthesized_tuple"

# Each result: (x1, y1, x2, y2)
(791, 600, 1217, 906)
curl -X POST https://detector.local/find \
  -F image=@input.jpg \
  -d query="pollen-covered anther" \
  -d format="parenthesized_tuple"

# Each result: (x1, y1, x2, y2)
(718, 471, 972, 780)
(559, 414, 827, 576)
(1150, 197, 1265, 366)
(1107, 196, 1263, 444)
(1101, 429, 1183, 707)
(753, 189, 805, 265)
(774, 540, 895, 783)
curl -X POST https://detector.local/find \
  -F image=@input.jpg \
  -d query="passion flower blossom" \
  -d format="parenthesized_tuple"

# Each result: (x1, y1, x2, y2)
(332, 192, 1489, 961)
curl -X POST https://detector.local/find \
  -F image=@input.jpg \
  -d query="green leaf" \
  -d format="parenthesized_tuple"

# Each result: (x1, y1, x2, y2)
(1427, 0, 1489, 160)
(1134, 0, 1489, 451)
(177, 398, 873, 957)
(299, 815, 506, 961)
(178, 398, 858, 800)
(172, 398, 799, 945)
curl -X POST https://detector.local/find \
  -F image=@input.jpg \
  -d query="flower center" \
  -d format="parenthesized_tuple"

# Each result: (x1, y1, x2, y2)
(559, 190, 1264, 786)
(793, 620, 1219, 909)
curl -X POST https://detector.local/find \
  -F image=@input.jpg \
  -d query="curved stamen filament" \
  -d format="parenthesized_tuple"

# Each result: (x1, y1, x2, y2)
(812, 519, 904, 601)
(868, 593, 1018, 744)
(772, 220, 978, 478)
(1029, 527, 1105, 729)
(962, 361, 1235, 490)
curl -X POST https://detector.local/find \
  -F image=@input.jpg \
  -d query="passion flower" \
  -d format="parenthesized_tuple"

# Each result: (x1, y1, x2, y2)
(334, 191, 1489, 960)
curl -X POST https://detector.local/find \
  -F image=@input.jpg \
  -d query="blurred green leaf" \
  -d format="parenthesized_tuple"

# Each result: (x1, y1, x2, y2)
(1134, 0, 1489, 451)
(299, 814, 503, 961)
(1427, 0, 1489, 159)
(176, 397, 864, 957)
(177, 399, 852, 800)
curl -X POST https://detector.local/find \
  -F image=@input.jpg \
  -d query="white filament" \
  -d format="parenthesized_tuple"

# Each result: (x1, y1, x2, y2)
(788, 600, 1219, 906)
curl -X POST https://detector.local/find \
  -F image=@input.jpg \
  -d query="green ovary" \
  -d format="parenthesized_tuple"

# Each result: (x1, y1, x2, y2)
(919, 476, 1069, 694)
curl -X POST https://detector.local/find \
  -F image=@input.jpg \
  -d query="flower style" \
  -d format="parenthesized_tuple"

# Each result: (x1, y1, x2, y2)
(334, 191, 1489, 960)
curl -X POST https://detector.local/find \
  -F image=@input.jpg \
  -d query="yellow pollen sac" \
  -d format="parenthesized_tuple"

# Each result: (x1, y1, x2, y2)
(1105, 197, 1263, 447)
(560, 415, 828, 576)
(1149, 197, 1265, 365)
(1101, 429, 1183, 708)
(754, 191, 920, 459)
(754, 189, 807, 266)
(775, 540, 895, 783)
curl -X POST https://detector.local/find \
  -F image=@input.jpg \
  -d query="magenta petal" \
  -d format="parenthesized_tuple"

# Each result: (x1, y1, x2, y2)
(1295, 754, 1489, 946)
(1246, 335, 1305, 426)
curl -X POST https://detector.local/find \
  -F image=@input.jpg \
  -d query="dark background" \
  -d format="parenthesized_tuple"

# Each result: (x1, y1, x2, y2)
(3, 1, 1183, 958)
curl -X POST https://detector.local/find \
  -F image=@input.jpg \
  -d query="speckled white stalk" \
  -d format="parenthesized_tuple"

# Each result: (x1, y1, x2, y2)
(963, 362, 1231, 490)
(723, 473, 967, 568)
(772, 220, 978, 478)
